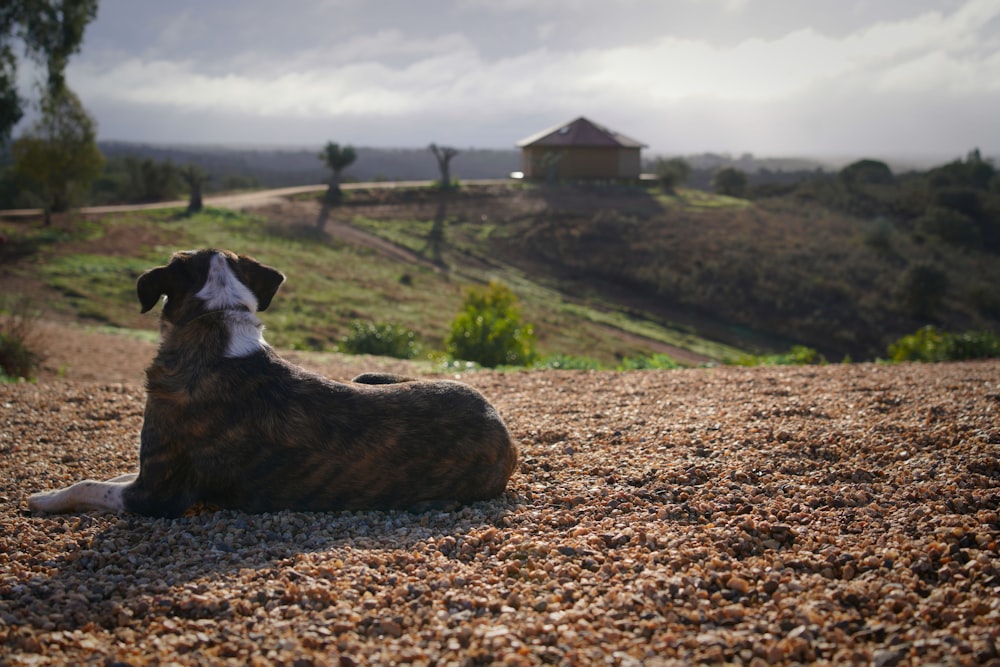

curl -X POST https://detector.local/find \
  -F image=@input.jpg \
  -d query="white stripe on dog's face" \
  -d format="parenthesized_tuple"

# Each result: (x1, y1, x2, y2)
(195, 251, 269, 357)
(195, 252, 259, 312)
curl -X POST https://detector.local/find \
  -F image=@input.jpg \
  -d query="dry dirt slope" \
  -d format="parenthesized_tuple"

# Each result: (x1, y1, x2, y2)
(0, 328, 998, 665)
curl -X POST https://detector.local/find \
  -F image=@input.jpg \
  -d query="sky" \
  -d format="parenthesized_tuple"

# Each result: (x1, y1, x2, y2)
(16, 0, 1000, 162)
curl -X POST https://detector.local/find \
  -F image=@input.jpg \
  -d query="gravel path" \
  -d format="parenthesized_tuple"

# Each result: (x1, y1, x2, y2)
(2, 350, 999, 664)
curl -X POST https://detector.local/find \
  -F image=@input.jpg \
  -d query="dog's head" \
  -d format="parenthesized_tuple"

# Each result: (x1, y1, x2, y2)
(137, 249, 285, 323)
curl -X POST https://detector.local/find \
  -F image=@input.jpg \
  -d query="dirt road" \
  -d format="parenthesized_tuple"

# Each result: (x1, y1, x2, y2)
(0, 180, 507, 218)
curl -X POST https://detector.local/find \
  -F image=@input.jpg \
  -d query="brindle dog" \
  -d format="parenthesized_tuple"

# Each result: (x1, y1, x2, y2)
(28, 249, 517, 517)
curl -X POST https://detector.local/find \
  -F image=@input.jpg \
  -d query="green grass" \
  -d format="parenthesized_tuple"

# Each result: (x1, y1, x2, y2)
(10, 174, 1000, 365)
(347, 206, 743, 362)
(655, 187, 753, 210)
(41, 254, 158, 323)
(1, 196, 754, 366)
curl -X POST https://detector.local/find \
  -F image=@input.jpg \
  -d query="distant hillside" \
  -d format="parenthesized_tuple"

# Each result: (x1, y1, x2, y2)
(338, 168, 999, 361)
(4, 144, 997, 363)
(96, 141, 834, 192)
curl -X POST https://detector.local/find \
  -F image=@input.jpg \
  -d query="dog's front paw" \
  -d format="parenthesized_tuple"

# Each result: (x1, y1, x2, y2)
(27, 489, 65, 514)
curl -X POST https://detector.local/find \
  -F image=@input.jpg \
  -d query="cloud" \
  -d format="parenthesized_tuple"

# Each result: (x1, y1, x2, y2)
(60, 0, 1000, 156)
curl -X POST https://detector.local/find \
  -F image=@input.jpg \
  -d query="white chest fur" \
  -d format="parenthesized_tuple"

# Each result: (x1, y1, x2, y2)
(195, 252, 269, 357)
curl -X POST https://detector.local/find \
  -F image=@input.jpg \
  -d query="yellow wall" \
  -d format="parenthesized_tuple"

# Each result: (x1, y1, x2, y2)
(521, 147, 642, 180)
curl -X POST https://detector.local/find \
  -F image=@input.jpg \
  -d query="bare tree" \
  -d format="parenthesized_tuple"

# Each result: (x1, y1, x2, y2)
(429, 143, 459, 188)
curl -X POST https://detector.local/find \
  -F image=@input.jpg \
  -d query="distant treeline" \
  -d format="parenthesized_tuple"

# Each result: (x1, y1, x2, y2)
(95, 143, 523, 190)
(0, 143, 525, 209)
(0, 140, 992, 211)
(88, 143, 836, 193)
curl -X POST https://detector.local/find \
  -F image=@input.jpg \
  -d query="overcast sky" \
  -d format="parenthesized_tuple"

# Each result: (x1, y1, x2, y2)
(20, 0, 1000, 161)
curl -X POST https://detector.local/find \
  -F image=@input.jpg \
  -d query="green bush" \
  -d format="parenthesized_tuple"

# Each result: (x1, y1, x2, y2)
(535, 354, 602, 370)
(968, 283, 1000, 318)
(445, 281, 536, 368)
(839, 159, 894, 186)
(916, 206, 981, 247)
(340, 321, 421, 359)
(617, 353, 682, 370)
(898, 263, 949, 318)
(712, 167, 748, 197)
(0, 333, 38, 381)
(863, 217, 895, 254)
(888, 326, 1000, 362)
(655, 158, 691, 192)
(726, 345, 826, 367)
(0, 298, 42, 381)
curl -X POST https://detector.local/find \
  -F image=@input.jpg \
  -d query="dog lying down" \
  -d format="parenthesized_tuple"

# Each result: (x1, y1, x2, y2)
(28, 249, 518, 517)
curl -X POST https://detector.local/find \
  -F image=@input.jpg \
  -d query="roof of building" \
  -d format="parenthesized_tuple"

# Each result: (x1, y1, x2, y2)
(515, 117, 647, 149)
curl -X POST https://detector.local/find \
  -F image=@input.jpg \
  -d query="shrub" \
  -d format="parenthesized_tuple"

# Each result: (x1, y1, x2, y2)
(968, 283, 1000, 318)
(898, 263, 949, 318)
(726, 345, 826, 367)
(0, 298, 42, 381)
(617, 353, 682, 370)
(933, 187, 984, 221)
(340, 321, 420, 359)
(712, 167, 748, 197)
(445, 281, 536, 368)
(655, 158, 691, 192)
(863, 217, 895, 254)
(839, 159, 894, 186)
(0, 333, 38, 381)
(888, 326, 1000, 362)
(535, 354, 602, 370)
(916, 207, 980, 247)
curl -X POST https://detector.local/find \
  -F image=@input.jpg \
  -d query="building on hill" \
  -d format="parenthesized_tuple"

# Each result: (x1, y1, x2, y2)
(515, 117, 647, 181)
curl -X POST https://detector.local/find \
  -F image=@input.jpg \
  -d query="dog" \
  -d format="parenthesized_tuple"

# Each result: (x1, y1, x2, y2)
(28, 249, 518, 517)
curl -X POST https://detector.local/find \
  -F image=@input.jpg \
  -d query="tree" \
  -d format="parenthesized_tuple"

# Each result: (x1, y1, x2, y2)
(899, 263, 949, 319)
(123, 155, 178, 203)
(1, 0, 99, 146)
(712, 167, 748, 197)
(839, 159, 894, 186)
(927, 149, 996, 190)
(429, 143, 459, 188)
(179, 163, 209, 214)
(11, 85, 103, 224)
(655, 157, 691, 192)
(318, 141, 357, 203)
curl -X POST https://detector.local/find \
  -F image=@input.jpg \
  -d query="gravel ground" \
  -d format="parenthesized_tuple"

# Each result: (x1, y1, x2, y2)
(1, 333, 999, 665)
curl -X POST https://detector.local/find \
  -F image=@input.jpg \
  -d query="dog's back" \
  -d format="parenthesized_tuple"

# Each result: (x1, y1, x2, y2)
(135, 340, 517, 515)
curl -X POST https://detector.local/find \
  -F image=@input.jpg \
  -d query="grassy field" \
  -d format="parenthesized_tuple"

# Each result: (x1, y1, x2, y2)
(4, 180, 997, 366)
(0, 194, 744, 367)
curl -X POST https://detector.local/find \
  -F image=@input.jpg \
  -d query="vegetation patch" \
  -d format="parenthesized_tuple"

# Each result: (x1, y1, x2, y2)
(0, 297, 42, 382)
(725, 345, 827, 367)
(5, 167, 997, 365)
(339, 321, 421, 359)
(887, 326, 1000, 362)
(445, 281, 537, 368)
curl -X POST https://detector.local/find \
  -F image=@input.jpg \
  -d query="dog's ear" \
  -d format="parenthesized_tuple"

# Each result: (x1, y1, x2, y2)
(136, 266, 169, 313)
(236, 256, 285, 312)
